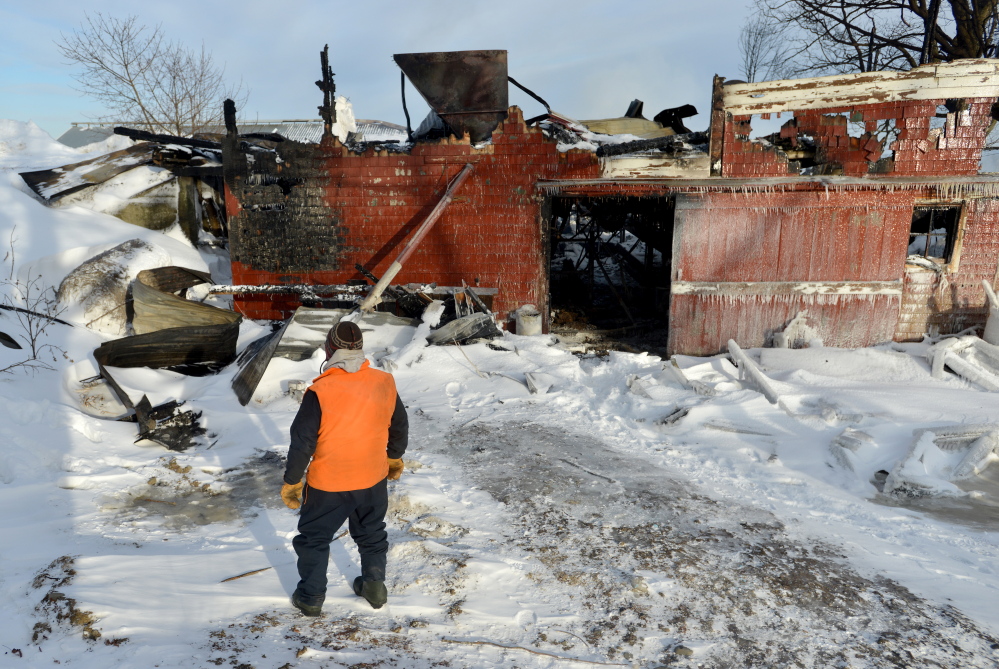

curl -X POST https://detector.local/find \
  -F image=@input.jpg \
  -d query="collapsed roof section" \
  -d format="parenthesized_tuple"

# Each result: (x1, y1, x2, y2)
(707, 59, 999, 180)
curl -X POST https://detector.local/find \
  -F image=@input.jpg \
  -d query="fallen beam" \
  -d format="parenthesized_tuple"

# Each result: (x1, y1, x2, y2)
(208, 284, 368, 296)
(727, 340, 780, 405)
(114, 126, 222, 150)
(358, 163, 475, 313)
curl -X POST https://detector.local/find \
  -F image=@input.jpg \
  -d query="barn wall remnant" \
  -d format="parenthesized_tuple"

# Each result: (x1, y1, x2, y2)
(224, 107, 598, 322)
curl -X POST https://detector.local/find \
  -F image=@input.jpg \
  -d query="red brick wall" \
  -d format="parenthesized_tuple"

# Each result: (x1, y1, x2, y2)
(721, 98, 993, 178)
(227, 107, 598, 323)
(896, 197, 999, 340)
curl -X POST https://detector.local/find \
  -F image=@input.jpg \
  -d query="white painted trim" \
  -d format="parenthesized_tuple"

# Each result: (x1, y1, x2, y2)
(671, 281, 904, 296)
(721, 59, 999, 115)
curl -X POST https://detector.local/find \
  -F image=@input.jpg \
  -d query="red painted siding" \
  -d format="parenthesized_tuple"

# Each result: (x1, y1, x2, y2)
(668, 191, 913, 354)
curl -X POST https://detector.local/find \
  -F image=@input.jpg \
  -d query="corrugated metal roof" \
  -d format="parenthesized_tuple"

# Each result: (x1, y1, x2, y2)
(57, 125, 116, 148)
(58, 119, 408, 147)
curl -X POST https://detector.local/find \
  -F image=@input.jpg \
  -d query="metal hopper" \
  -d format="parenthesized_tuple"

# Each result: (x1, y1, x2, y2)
(393, 50, 508, 143)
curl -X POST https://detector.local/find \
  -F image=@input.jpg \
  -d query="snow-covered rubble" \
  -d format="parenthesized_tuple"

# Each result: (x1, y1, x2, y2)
(2, 121, 999, 667)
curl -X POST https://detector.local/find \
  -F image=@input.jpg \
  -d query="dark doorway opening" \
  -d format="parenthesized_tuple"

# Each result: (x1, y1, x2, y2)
(548, 196, 674, 351)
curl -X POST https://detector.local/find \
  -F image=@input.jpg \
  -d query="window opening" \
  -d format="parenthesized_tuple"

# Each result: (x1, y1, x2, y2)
(909, 205, 960, 262)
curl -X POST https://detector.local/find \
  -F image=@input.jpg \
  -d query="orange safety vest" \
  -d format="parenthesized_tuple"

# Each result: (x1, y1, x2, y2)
(305, 359, 397, 492)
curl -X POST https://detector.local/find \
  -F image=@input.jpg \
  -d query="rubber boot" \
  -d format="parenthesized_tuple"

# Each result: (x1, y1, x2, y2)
(352, 576, 388, 609)
(291, 589, 322, 617)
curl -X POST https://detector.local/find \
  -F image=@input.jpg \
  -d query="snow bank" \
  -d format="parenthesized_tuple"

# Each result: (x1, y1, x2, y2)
(0, 119, 133, 174)
(57, 239, 172, 334)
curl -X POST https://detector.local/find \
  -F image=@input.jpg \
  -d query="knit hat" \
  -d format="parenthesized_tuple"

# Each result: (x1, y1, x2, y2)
(323, 321, 363, 359)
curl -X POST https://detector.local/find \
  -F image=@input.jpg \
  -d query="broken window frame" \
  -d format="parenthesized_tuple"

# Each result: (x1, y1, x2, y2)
(907, 202, 965, 268)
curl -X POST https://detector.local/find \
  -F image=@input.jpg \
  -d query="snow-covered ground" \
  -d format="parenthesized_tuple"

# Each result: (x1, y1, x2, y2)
(2, 120, 999, 668)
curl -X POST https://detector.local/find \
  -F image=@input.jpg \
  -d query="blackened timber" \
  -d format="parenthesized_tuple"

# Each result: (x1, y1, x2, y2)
(463, 281, 492, 316)
(208, 284, 367, 296)
(113, 127, 222, 150)
(596, 132, 708, 158)
(224, 99, 238, 135)
(317, 44, 336, 139)
(653, 104, 698, 134)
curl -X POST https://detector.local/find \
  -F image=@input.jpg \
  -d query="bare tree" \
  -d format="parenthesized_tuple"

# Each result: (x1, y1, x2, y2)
(739, 16, 789, 82)
(750, 0, 999, 78)
(58, 13, 248, 136)
(1, 229, 67, 375)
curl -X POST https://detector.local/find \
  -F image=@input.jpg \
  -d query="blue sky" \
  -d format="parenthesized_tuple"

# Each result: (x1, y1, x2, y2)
(0, 0, 749, 139)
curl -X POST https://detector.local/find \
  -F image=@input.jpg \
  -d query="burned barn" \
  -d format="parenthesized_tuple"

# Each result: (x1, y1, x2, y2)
(220, 52, 999, 355)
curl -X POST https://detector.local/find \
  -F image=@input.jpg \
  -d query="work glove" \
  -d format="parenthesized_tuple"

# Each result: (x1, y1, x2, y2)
(387, 458, 404, 481)
(281, 481, 304, 509)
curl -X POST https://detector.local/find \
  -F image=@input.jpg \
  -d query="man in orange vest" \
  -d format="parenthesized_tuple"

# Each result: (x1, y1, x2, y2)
(280, 321, 408, 616)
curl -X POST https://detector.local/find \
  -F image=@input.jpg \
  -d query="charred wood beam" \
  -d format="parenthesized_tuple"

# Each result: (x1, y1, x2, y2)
(708, 75, 725, 177)
(114, 127, 222, 150)
(316, 44, 336, 139)
(208, 284, 368, 296)
(463, 281, 492, 316)
(224, 99, 237, 135)
(653, 104, 698, 134)
(596, 132, 708, 158)
(355, 264, 403, 300)
(167, 166, 224, 178)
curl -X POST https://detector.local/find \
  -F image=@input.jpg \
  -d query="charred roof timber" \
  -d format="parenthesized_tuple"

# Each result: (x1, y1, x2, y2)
(316, 45, 337, 141)
(394, 50, 509, 143)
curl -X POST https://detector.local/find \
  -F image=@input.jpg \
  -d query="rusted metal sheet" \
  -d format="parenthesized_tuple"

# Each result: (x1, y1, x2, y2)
(137, 266, 212, 293)
(132, 267, 241, 335)
(721, 59, 999, 115)
(393, 50, 508, 143)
